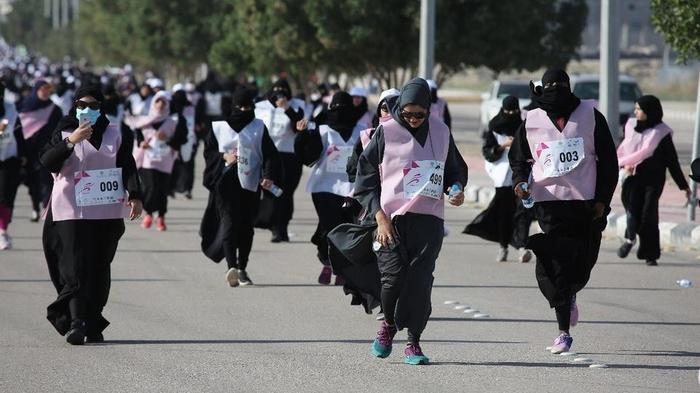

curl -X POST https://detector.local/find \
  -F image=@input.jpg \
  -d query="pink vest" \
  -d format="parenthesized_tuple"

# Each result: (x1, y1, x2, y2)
(525, 100, 597, 202)
(379, 118, 450, 219)
(360, 128, 373, 149)
(133, 117, 177, 173)
(430, 98, 447, 122)
(19, 104, 56, 139)
(50, 125, 129, 221)
(356, 111, 373, 130)
(617, 118, 672, 168)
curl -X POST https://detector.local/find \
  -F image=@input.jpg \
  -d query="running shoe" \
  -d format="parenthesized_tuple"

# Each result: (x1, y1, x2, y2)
(404, 343, 430, 365)
(237, 269, 253, 286)
(184, 191, 193, 200)
(371, 321, 397, 358)
(30, 210, 39, 222)
(497, 246, 508, 262)
(318, 265, 332, 285)
(617, 239, 634, 258)
(519, 248, 532, 263)
(334, 274, 346, 286)
(0, 233, 11, 250)
(225, 268, 239, 287)
(66, 320, 86, 346)
(86, 332, 104, 343)
(376, 312, 385, 321)
(550, 333, 573, 354)
(646, 259, 658, 266)
(156, 216, 167, 231)
(141, 214, 153, 229)
(570, 295, 578, 327)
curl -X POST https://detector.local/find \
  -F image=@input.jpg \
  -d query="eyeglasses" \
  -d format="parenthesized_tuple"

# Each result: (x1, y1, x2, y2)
(75, 100, 101, 110)
(401, 111, 427, 120)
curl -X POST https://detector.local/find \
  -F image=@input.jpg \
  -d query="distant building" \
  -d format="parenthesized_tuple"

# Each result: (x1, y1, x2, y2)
(580, 0, 667, 58)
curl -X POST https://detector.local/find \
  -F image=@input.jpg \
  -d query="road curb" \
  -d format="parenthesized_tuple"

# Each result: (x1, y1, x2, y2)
(465, 184, 699, 248)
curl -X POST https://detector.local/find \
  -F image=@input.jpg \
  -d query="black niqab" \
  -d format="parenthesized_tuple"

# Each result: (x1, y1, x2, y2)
(634, 95, 663, 132)
(227, 88, 255, 132)
(488, 95, 522, 137)
(268, 79, 292, 103)
(170, 90, 191, 115)
(530, 69, 580, 118)
(326, 91, 356, 140)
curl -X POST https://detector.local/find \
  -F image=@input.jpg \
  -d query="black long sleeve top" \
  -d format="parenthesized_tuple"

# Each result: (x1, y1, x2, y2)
(632, 134, 689, 190)
(354, 124, 469, 219)
(508, 108, 618, 207)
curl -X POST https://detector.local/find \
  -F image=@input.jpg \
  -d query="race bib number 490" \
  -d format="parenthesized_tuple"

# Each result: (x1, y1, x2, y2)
(74, 168, 125, 207)
(403, 160, 444, 200)
(535, 137, 585, 178)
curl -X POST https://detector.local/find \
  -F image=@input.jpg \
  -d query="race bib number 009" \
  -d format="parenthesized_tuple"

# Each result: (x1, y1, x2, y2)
(535, 137, 585, 178)
(403, 160, 444, 200)
(74, 168, 125, 207)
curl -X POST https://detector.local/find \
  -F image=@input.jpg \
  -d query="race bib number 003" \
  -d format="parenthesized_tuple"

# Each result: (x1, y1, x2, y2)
(403, 160, 444, 200)
(535, 137, 585, 178)
(74, 168, 125, 207)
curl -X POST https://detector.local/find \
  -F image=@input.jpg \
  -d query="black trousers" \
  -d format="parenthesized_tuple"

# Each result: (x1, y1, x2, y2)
(268, 152, 302, 235)
(376, 213, 443, 338)
(622, 176, 662, 261)
(139, 168, 171, 216)
(25, 157, 52, 211)
(219, 188, 260, 270)
(311, 192, 349, 265)
(44, 212, 124, 336)
(170, 144, 197, 194)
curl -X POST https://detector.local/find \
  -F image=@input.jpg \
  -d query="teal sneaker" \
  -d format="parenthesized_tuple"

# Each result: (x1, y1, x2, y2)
(404, 343, 429, 365)
(371, 321, 397, 358)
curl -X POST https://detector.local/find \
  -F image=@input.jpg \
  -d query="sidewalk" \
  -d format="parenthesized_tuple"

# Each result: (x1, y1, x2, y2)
(461, 154, 700, 249)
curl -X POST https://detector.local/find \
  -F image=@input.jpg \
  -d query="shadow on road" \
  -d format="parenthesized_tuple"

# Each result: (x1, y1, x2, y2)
(429, 317, 700, 326)
(95, 338, 525, 346)
(429, 361, 698, 371)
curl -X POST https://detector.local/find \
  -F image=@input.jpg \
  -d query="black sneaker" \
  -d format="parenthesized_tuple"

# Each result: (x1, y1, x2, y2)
(86, 332, 104, 343)
(184, 191, 192, 200)
(237, 269, 253, 286)
(66, 320, 86, 345)
(617, 241, 634, 258)
(646, 259, 658, 266)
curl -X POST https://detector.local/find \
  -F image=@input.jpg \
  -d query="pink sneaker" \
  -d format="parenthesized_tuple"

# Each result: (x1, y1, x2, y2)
(156, 216, 166, 231)
(570, 296, 579, 327)
(141, 214, 153, 229)
(318, 265, 332, 285)
(550, 333, 573, 354)
(334, 274, 346, 286)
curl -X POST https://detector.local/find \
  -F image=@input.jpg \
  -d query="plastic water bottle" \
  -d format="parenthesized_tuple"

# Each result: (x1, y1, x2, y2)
(266, 184, 284, 197)
(449, 183, 461, 197)
(520, 183, 534, 209)
(676, 279, 692, 288)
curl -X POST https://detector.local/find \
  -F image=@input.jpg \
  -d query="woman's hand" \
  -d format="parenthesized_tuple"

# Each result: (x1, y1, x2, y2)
(684, 188, 692, 200)
(140, 140, 151, 149)
(591, 201, 606, 220)
(514, 182, 530, 199)
(276, 97, 290, 110)
(501, 137, 513, 149)
(448, 188, 465, 206)
(68, 121, 93, 144)
(375, 210, 397, 248)
(156, 131, 167, 141)
(223, 153, 238, 165)
(260, 178, 273, 189)
(128, 199, 143, 221)
(296, 118, 308, 132)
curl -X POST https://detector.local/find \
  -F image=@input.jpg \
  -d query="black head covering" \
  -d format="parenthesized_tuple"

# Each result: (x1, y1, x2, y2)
(101, 83, 120, 117)
(227, 87, 255, 132)
(20, 80, 52, 113)
(55, 84, 109, 147)
(634, 95, 663, 132)
(170, 90, 191, 115)
(269, 79, 292, 101)
(530, 69, 580, 118)
(371, 95, 399, 128)
(326, 91, 356, 139)
(0, 82, 5, 118)
(352, 96, 369, 123)
(488, 95, 522, 136)
(391, 78, 431, 133)
(690, 158, 700, 182)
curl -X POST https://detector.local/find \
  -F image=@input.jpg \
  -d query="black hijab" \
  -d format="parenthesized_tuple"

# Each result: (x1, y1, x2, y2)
(268, 79, 292, 104)
(101, 84, 120, 117)
(371, 95, 398, 128)
(20, 80, 53, 113)
(55, 85, 109, 150)
(227, 88, 255, 132)
(326, 91, 356, 140)
(488, 95, 521, 137)
(530, 69, 580, 118)
(634, 95, 663, 132)
(391, 78, 431, 135)
(352, 96, 369, 123)
(170, 90, 191, 115)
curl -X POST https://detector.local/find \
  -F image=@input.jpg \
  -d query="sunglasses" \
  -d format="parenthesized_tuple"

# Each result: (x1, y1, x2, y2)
(380, 104, 389, 112)
(401, 111, 427, 120)
(75, 100, 101, 110)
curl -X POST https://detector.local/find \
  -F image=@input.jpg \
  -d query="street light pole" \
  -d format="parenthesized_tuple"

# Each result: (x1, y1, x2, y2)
(419, 0, 435, 80)
(600, 0, 621, 141)
(688, 71, 700, 221)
